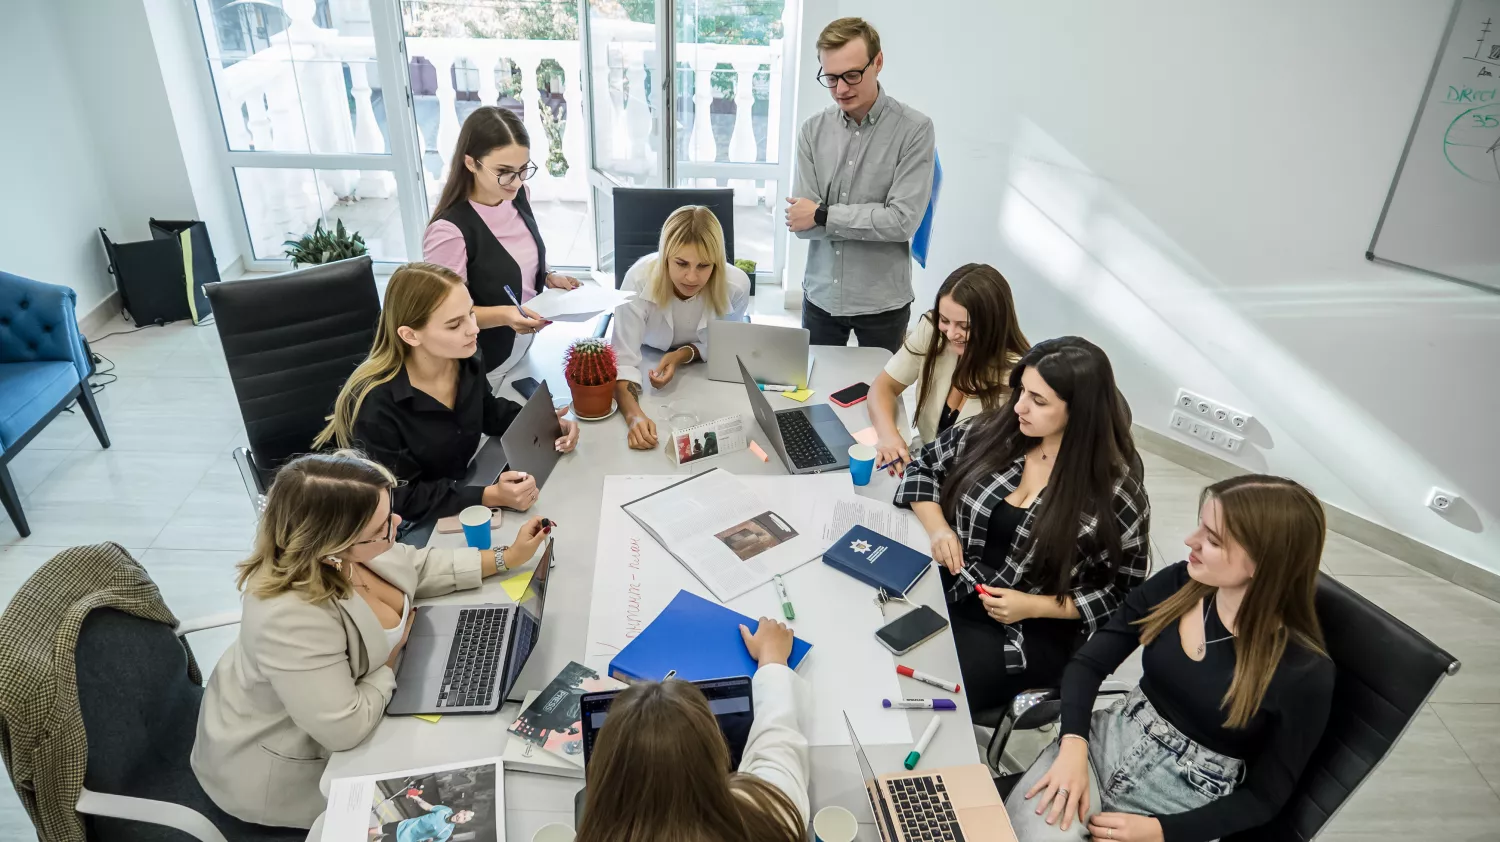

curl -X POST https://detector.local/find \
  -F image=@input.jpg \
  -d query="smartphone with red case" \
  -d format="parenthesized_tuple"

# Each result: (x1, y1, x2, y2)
(830, 382, 870, 407)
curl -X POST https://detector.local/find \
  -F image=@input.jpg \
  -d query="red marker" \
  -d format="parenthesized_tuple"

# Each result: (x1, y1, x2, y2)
(897, 665, 960, 693)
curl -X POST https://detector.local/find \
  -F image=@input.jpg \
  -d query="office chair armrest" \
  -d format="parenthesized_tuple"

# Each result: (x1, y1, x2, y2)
(232, 447, 267, 517)
(176, 611, 242, 637)
(76, 788, 230, 842)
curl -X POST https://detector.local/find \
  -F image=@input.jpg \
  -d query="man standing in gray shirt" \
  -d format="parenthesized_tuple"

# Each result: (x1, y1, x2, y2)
(786, 17, 935, 353)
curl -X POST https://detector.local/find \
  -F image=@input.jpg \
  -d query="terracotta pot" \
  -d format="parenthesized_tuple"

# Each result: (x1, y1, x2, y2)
(568, 376, 614, 419)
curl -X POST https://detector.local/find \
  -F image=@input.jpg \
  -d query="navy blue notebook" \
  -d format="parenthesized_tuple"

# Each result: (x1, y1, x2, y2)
(822, 524, 932, 596)
(608, 590, 812, 683)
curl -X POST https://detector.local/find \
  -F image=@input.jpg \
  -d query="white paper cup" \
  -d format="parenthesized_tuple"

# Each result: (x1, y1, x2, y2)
(813, 805, 859, 842)
(531, 823, 575, 842)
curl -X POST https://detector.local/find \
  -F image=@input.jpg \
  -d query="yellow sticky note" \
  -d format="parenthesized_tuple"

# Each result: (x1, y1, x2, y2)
(782, 388, 815, 402)
(499, 569, 535, 602)
(412, 714, 442, 723)
(852, 426, 879, 447)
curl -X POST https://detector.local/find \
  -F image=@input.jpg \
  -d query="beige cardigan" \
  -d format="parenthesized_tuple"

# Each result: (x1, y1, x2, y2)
(191, 544, 483, 828)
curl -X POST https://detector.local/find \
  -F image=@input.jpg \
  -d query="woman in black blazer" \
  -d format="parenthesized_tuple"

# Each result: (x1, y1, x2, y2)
(422, 106, 580, 371)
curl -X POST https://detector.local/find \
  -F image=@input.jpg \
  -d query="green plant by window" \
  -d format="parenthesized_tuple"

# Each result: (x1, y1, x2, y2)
(283, 219, 368, 267)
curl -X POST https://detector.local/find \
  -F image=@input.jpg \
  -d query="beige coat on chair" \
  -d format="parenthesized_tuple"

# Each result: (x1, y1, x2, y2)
(191, 543, 483, 828)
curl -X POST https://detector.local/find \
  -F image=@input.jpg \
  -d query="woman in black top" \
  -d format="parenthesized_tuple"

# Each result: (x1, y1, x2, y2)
(313, 263, 578, 525)
(895, 337, 1150, 716)
(1009, 475, 1335, 842)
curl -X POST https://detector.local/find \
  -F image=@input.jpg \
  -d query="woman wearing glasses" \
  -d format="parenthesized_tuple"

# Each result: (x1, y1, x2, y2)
(192, 451, 552, 828)
(424, 106, 581, 371)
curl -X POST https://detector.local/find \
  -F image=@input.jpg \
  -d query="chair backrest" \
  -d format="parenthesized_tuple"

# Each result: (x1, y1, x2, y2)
(0, 271, 88, 376)
(611, 188, 737, 291)
(205, 256, 380, 489)
(1224, 572, 1459, 841)
(74, 608, 203, 793)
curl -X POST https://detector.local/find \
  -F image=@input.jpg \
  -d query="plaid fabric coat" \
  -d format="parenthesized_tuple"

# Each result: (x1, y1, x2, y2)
(894, 420, 1151, 674)
(0, 543, 197, 842)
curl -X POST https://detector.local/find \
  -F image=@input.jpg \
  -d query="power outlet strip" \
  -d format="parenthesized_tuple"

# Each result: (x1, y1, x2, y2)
(1170, 410, 1244, 454)
(1174, 389, 1253, 432)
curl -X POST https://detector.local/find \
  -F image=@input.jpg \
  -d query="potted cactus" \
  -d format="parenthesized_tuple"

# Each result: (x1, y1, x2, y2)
(564, 337, 618, 419)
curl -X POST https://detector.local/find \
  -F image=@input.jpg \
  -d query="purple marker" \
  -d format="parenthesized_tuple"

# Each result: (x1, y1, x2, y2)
(883, 698, 958, 711)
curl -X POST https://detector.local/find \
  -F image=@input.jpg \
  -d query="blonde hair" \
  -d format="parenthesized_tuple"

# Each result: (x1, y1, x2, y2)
(235, 451, 395, 604)
(817, 17, 881, 61)
(640, 206, 731, 315)
(314, 262, 465, 450)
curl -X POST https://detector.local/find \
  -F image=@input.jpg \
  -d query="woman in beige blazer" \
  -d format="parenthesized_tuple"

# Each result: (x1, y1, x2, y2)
(191, 451, 549, 828)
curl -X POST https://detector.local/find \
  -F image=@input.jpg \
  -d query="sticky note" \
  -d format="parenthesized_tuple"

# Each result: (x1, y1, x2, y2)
(748, 441, 769, 462)
(499, 570, 535, 602)
(781, 388, 815, 402)
(852, 426, 879, 446)
(413, 714, 442, 723)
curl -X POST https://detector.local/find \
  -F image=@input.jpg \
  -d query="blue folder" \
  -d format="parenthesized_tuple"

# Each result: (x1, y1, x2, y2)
(608, 590, 812, 683)
(912, 151, 942, 268)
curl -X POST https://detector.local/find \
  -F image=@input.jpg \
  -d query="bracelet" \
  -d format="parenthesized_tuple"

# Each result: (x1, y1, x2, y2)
(497, 545, 512, 569)
(1061, 734, 1088, 747)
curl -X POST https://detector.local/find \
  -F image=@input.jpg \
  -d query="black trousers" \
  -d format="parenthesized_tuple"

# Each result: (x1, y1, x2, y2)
(801, 299, 911, 354)
(943, 576, 1082, 717)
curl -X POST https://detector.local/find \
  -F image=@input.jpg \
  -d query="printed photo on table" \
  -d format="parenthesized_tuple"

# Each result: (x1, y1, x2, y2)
(366, 763, 498, 842)
(675, 430, 720, 464)
(715, 512, 799, 561)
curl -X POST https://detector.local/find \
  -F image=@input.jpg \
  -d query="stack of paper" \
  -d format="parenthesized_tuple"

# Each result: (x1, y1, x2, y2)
(525, 284, 636, 322)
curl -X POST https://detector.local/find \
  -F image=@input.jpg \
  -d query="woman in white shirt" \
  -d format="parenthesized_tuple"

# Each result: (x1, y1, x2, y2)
(868, 263, 1029, 475)
(575, 619, 808, 842)
(612, 205, 751, 450)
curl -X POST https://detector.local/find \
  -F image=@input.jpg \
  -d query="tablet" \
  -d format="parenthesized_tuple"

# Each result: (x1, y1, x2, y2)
(579, 675, 754, 769)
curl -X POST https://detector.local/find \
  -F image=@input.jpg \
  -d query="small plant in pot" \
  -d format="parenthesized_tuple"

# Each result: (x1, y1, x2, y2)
(564, 337, 617, 420)
(284, 219, 368, 267)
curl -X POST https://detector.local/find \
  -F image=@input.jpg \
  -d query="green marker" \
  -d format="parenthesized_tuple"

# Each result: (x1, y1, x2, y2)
(904, 715, 942, 770)
(773, 574, 795, 620)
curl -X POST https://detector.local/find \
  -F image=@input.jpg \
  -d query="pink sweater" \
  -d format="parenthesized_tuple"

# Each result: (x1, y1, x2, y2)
(422, 190, 544, 303)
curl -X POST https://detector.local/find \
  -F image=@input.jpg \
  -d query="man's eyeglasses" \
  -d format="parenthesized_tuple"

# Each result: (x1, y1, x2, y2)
(355, 489, 396, 546)
(816, 57, 874, 89)
(484, 162, 539, 186)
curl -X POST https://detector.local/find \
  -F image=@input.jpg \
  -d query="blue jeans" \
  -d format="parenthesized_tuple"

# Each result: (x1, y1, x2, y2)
(1006, 688, 1245, 842)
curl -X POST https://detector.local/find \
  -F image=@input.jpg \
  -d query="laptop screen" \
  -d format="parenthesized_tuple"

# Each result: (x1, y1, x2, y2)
(844, 712, 900, 842)
(500, 539, 553, 698)
(580, 676, 755, 768)
(737, 356, 785, 451)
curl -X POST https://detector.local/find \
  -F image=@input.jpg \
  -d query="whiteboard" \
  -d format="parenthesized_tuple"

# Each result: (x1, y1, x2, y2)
(1369, 0, 1500, 292)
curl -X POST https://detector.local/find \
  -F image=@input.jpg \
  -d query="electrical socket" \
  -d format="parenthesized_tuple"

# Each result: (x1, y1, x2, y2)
(1426, 487, 1460, 514)
(1174, 388, 1254, 432)
(1170, 410, 1246, 454)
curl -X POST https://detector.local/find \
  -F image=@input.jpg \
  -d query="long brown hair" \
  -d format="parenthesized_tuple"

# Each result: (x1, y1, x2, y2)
(1136, 475, 1328, 728)
(429, 105, 529, 225)
(577, 680, 804, 842)
(235, 451, 394, 605)
(313, 263, 465, 449)
(910, 263, 1029, 418)
(940, 337, 1137, 598)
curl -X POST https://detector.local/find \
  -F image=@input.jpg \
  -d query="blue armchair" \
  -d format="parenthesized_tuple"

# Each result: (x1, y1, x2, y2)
(0, 272, 110, 536)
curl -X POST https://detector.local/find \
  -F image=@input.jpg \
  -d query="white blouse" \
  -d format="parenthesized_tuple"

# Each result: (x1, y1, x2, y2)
(613, 252, 751, 385)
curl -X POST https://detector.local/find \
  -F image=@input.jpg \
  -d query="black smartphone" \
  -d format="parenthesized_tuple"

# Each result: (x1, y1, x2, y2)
(830, 382, 871, 407)
(512, 376, 540, 399)
(874, 605, 950, 655)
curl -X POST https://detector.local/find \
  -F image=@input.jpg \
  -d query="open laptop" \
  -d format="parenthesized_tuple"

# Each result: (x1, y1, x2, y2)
(845, 713, 1015, 842)
(386, 539, 554, 715)
(707, 321, 814, 389)
(738, 356, 853, 474)
(463, 380, 565, 490)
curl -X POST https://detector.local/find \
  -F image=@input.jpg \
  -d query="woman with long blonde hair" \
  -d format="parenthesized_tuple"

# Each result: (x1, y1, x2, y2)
(576, 618, 807, 842)
(191, 451, 551, 828)
(611, 205, 751, 450)
(1007, 475, 1335, 842)
(314, 262, 578, 524)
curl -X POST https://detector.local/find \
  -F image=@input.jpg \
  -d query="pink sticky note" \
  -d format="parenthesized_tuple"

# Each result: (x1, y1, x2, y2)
(853, 427, 879, 447)
(748, 440, 770, 462)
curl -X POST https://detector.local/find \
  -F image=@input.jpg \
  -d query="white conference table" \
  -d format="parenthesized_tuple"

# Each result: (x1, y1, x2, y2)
(314, 323, 982, 841)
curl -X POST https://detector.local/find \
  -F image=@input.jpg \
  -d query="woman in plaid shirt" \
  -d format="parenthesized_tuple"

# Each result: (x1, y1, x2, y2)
(894, 336, 1151, 715)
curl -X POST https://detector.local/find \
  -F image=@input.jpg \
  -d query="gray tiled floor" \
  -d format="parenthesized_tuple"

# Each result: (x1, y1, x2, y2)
(2, 314, 1497, 839)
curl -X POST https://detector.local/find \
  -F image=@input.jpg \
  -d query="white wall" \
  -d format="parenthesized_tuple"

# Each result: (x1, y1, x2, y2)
(794, 0, 1499, 571)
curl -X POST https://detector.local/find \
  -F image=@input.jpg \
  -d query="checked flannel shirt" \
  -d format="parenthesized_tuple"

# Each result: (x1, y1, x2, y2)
(894, 419, 1152, 674)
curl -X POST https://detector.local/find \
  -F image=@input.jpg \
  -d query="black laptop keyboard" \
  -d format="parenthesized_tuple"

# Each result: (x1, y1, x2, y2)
(437, 607, 510, 708)
(776, 411, 835, 469)
(890, 775, 964, 842)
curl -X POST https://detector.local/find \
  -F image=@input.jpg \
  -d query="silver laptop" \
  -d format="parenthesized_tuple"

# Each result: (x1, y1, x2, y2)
(844, 713, 1016, 842)
(386, 539, 554, 715)
(464, 380, 564, 492)
(707, 321, 814, 389)
(737, 356, 853, 474)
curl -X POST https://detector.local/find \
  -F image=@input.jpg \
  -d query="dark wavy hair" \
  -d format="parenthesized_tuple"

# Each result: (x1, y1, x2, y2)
(908, 263, 1029, 416)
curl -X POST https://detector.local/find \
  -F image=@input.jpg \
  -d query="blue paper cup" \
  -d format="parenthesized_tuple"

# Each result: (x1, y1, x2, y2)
(848, 443, 877, 486)
(459, 505, 493, 550)
(813, 806, 858, 842)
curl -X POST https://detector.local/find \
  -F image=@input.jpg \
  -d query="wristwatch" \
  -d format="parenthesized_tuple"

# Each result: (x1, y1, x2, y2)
(497, 545, 512, 569)
(814, 203, 829, 227)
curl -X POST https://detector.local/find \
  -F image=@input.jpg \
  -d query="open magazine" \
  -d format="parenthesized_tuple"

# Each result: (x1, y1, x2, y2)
(621, 468, 821, 601)
(322, 759, 503, 842)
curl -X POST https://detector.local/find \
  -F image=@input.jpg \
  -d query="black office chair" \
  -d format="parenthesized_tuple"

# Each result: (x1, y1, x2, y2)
(204, 256, 381, 513)
(990, 572, 1460, 842)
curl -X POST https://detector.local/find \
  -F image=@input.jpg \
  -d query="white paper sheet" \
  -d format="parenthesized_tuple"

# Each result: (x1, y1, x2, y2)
(525, 284, 635, 321)
(586, 475, 915, 746)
